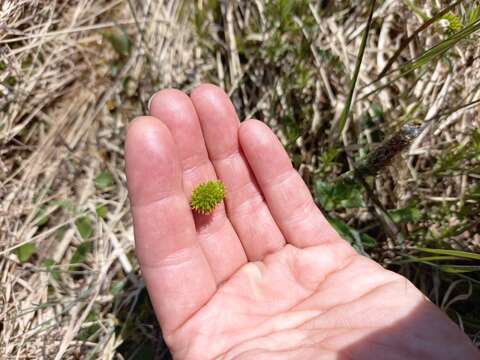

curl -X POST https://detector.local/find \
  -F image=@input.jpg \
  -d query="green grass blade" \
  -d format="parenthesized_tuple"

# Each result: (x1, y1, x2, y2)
(335, 0, 376, 138)
(417, 248, 480, 261)
(378, 0, 465, 78)
(402, 18, 480, 73)
(395, 255, 462, 264)
(363, 17, 480, 97)
(438, 265, 480, 273)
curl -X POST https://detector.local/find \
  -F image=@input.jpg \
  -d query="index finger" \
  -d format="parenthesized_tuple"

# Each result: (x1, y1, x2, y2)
(125, 116, 216, 333)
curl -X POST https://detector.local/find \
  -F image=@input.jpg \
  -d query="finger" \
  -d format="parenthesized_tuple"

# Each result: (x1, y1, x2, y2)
(239, 119, 344, 248)
(125, 116, 216, 332)
(149, 89, 247, 283)
(190, 84, 286, 261)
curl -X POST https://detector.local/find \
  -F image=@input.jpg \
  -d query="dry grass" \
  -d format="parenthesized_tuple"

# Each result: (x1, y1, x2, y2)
(1, 0, 479, 358)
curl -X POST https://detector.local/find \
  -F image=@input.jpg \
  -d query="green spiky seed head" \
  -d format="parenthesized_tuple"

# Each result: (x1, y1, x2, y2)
(190, 180, 225, 214)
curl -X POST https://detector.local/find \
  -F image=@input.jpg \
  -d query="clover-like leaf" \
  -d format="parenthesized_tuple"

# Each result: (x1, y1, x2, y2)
(16, 242, 37, 263)
(190, 180, 225, 214)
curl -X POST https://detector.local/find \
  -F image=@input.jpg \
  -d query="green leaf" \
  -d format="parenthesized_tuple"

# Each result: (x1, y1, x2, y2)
(55, 226, 66, 240)
(328, 217, 354, 242)
(102, 28, 131, 57)
(5, 75, 17, 87)
(328, 217, 376, 249)
(110, 280, 125, 296)
(70, 241, 93, 270)
(86, 310, 98, 322)
(359, 232, 377, 248)
(389, 206, 422, 224)
(95, 171, 114, 190)
(314, 179, 364, 211)
(34, 208, 49, 226)
(42, 258, 60, 281)
(78, 311, 99, 341)
(75, 216, 93, 239)
(52, 199, 76, 214)
(43, 258, 56, 267)
(96, 204, 108, 218)
(281, 115, 301, 145)
(16, 242, 37, 263)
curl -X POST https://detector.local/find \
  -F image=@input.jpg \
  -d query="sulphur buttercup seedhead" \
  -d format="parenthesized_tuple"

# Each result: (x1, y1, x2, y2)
(190, 180, 225, 214)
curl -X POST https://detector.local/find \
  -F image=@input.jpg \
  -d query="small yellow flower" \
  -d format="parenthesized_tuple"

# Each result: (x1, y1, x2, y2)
(439, 12, 462, 35)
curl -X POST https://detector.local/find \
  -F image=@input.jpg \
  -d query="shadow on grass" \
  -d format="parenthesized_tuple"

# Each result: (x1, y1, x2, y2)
(115, 284, 171, 360)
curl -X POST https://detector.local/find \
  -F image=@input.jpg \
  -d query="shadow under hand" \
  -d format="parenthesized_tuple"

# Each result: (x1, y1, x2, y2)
(339, 300, 479, 360)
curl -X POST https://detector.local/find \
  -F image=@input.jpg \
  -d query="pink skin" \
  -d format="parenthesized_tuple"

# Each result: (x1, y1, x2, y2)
(125, 84, 478, 359)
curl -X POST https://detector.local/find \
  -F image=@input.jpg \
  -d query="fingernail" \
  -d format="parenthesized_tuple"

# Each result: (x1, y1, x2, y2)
(147, 93, 155, 112)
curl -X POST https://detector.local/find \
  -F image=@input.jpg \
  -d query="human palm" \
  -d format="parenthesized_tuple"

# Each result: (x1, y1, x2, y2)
(125, 84, 477, 359)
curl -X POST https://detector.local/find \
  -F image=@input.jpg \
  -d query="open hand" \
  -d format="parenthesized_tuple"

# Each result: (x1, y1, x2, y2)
(125, 84, 477, 359)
